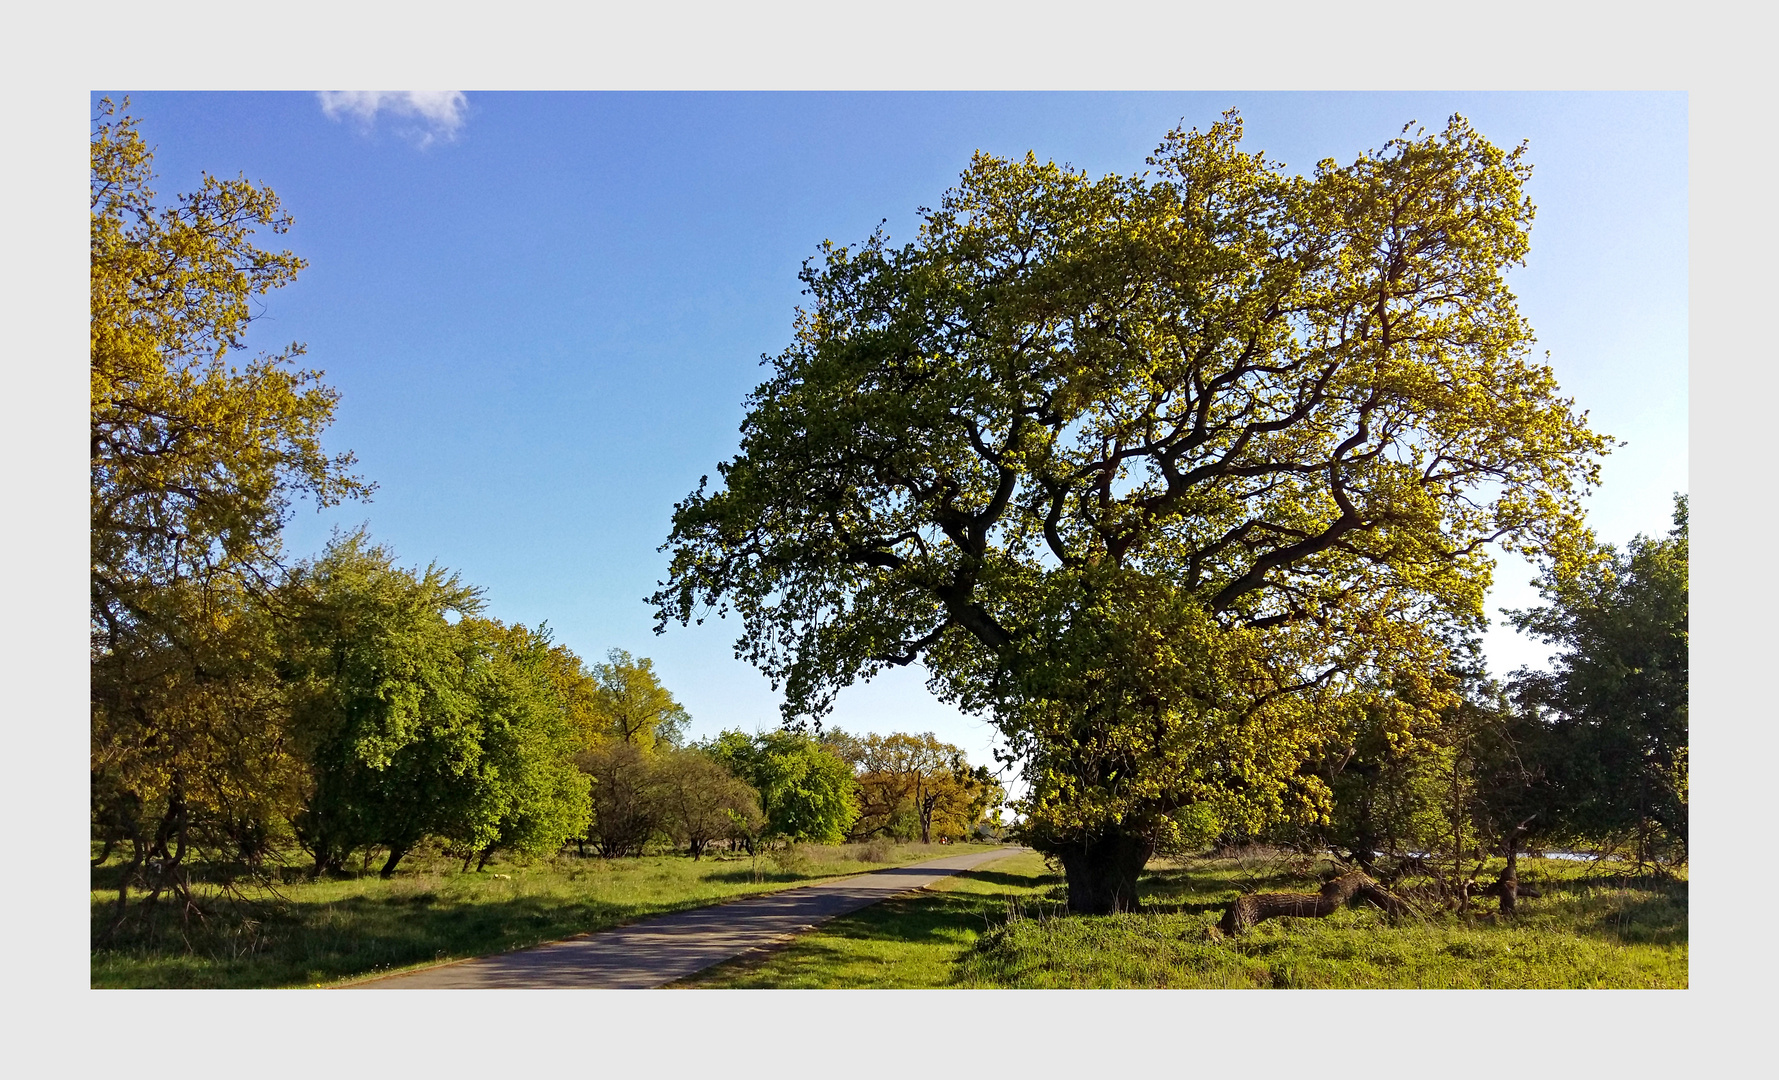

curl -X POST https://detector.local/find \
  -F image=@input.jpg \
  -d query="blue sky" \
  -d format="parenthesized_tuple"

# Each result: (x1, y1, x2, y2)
(102, 91, 1687, 771)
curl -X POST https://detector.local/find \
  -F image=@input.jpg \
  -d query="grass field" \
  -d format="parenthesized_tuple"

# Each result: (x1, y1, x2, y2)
(683, 848, 1687, 989)
(91, 841, 995, 988)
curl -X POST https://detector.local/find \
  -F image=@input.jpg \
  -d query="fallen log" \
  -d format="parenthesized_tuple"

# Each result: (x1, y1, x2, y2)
(1220, 870, 1411, 936)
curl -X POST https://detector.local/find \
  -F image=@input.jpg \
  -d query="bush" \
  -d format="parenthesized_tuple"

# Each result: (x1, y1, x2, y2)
(576, 741, 660, 857)
(769, 845, 812, 875)
(858, 838, 895, 863)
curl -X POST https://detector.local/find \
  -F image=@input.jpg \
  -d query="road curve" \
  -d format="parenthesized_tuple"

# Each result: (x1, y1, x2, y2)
(350, 846, 1027, 989)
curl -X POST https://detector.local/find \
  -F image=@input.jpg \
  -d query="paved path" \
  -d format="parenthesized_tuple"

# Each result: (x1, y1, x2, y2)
(352, 846, 1027, 989)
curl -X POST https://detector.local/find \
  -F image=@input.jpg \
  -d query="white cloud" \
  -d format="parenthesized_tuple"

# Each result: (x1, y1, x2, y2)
(317, 91, 468, 147)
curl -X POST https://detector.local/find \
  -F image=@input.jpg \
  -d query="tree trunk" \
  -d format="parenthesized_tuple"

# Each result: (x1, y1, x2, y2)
(102, 830, 147, 943)
(1497, 842, 1519, 915)
(1053, 831, 1154, 915)
(1219, 871, 1410, 936)
(1482, 818, 1538, 915)
(379, 844, 409, 879)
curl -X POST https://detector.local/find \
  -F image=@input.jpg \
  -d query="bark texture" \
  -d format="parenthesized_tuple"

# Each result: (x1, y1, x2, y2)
(1482, 821, 1540, 915)
(1476, 870, 1541, 912)
(1054, 831, 1154, 914)
(1219, 870, 1410, 935)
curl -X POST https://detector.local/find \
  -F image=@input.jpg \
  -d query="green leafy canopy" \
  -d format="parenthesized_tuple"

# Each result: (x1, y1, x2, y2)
(656, 112, 1607, 855)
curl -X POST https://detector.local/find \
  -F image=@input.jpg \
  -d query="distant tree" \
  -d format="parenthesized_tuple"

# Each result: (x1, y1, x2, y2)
(577, 741, 661, 858)
(851, 733, 1000, 843)
(1306, 641, 1477, 875)
(701, 730, 858, 845)
(529, 629, 607, 753)
(818, 728, 867, 770)
(1459, 686, 1554, 912)
(1316, 698, 1445, 876)
(957, 765, 1007, 841)
(1510, 496, 1689, 867)
(448, 620, 594, 870)
(1301, 633, 1560, 913)
(591, 650, 690, 750)
(652, 748, 763, 859)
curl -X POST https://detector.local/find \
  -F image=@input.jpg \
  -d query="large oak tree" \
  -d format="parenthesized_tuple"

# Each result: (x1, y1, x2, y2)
(655, 114, 1607, 912)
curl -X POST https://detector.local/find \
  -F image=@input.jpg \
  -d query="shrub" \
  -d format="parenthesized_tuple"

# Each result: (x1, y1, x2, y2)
(859, 838, 895, 863)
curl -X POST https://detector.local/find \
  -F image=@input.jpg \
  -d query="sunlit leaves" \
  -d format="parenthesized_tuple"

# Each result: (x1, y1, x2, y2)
(90, 100, 370, 892)
(654, 113, 1607, 864)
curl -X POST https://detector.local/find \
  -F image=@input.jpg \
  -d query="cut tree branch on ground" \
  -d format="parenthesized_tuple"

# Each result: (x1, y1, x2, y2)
(1219, 871, 1413, 936)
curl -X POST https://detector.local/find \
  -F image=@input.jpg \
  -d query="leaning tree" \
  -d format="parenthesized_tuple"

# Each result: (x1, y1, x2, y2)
(654, 114, 1607, 913)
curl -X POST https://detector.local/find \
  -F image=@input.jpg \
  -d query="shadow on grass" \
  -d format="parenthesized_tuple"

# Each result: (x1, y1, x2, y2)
(91, 886, 773, 989)
(700, 869, 808, 885)
(1570, 878, 1689, 947)
(1138, 862, 1310, 898)
(699, 862, 1065, 973)
(951, 868, 1060, 890)
(811, 893, 1003, 944)
(1139, 899, 1231, 916)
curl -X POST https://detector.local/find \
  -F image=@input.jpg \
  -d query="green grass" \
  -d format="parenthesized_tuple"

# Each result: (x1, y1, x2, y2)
(91, 841, 996, 988)
(680, 850, 1054, 988)
(682, 850, 1687, 989)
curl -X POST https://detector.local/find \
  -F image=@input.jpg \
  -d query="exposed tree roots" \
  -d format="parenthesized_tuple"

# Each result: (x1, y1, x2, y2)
(1219, 870, 1412, 936)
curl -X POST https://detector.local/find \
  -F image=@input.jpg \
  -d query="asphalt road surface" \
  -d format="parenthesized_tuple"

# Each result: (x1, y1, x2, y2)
(352, 846, 1027, 989)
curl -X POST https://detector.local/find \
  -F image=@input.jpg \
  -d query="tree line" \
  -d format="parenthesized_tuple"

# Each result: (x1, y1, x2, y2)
(88, 102, 1002, 939)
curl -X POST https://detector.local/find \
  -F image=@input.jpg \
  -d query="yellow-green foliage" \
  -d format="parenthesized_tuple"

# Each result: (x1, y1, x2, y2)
(91, 98, 366, 623)
(655, 112, 1611, 875)
(842, 731, 1002, 843)
(91, 99, 370, 889)
(587, 649, 691, 751)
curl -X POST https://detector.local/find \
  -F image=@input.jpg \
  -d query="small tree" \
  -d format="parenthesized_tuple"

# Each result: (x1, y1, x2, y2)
(577, 741, 661, 858)
(701, 730, 858, 846)
(653, 749, 763, 859)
